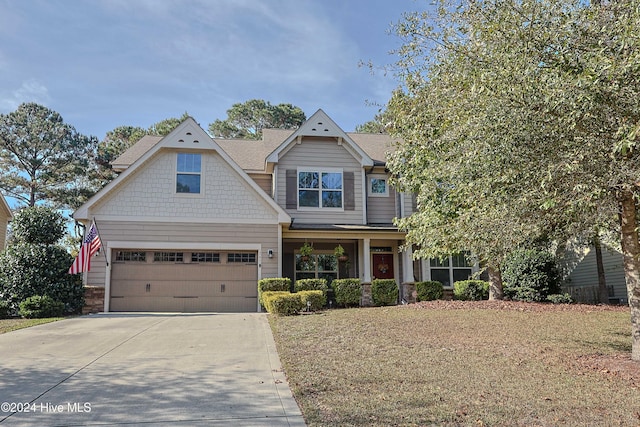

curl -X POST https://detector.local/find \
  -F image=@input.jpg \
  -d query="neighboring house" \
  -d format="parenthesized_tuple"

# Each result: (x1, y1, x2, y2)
(73, 109, 478, 312)
(0, 193, 11, 249)
(562, 244, 628, 304)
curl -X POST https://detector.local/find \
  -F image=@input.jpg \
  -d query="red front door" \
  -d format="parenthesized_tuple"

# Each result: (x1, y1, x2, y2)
(372, 254, 394, 280)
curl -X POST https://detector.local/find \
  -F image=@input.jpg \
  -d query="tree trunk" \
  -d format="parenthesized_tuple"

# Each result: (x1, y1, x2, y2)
(618, 190, 640, 361)
(593, 236, 609, 305)
(487, 264, 504, 300)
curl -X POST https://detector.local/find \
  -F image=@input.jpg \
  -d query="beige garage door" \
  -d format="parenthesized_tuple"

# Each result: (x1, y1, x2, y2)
(110, 250, 258, 312)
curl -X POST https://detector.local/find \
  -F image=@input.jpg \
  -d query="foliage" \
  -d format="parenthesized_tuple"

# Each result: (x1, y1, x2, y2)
(333, 244, 345, 258)
(332, 278, 361, 307)
(262, 291, 303, 316)
(0, 300, 10, 319)
(18, 295, 65, 319)
(0, 244, 84, 313)
(10, 206, 66, 245)
(415, 281, 444, 301)
(258, 278, 292, 306)
(208, 99, 306, 140)
(298, 290, 326, 312)
(454, 280, 489, 301)
(372, 279, 398, 306)
(299, 242, 314, 257)
(503, 249, 561, 302)
(0, 103, 99, 209)
(547, 293, 574, 304)
(355, 109, 392, 133)
(294, 278, 328, 294)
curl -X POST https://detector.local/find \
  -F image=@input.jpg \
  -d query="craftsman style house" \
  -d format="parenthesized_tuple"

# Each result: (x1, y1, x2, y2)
(74, 110, 477, 312)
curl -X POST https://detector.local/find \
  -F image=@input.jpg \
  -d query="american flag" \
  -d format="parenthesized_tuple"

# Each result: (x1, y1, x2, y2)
(68, 222, 102, 274)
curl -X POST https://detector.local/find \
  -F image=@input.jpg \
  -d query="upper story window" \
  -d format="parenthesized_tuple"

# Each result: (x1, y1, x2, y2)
(176, 153, 201, 194)
(298, 169, 343, 209)
(369, 175, 389, 197)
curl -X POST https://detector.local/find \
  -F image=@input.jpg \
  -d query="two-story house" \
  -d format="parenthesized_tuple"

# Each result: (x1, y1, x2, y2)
(73, 109, 477, 312)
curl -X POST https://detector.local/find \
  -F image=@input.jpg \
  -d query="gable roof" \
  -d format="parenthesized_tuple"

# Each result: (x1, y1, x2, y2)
(107, 110, 397, 173)
(265, 109, 374, 167)
(74, 117, 290, 223)
(0, 193, 11, 219)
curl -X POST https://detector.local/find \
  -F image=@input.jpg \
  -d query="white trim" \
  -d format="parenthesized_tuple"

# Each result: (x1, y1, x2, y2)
(361, 170, 367, 225)
(0, 193, 11, 219)
(91, 215, 286, 225)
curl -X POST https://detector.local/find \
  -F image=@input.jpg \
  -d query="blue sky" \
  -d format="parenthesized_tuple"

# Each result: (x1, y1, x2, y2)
(0, 0, 428, 139)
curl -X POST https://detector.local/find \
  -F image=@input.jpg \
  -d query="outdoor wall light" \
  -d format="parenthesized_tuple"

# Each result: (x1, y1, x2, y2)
(268, 249, 273, 258)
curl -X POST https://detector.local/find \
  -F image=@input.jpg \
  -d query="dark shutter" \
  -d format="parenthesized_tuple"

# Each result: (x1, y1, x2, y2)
(344, 171, 355, 211)
(286, 169, 297, 209)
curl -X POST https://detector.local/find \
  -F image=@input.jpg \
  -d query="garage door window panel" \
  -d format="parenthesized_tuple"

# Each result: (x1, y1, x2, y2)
(192, 252, 220, 263)
(154, 252, 184, 262)
(228, 253, 256, 263)
(115, 251, 146, 262)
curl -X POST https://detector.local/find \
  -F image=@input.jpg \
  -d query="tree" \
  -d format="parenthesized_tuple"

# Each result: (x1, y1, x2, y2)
(386, 0, 640, 359)
(356, 109, 392, 133)
(208, 99, 306, 140)
(0, 206, 84, 313)
(0, 103, 99, 209)
(94, 113, 190, 184)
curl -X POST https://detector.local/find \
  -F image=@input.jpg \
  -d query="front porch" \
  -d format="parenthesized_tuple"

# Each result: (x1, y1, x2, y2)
(281, 224, 418, 304)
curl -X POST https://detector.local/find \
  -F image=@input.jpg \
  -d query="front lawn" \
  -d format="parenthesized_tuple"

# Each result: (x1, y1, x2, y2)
(270, 301, 639, 426)
(0, 317, 63, 334)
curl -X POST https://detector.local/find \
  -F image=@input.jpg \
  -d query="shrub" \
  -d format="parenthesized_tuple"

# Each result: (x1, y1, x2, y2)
(294, 278, 329, 294)
(0, 300, 11, 319)
(11, 206, 66, 245)
(19, 295, 65, 318)
(547, 293, 573, 304)
(415, 281, 444, 301)
(258, 278, 291, 306)
(0, 244, 84, 313)
(262, 291, 303, 316)
(454, 280, 489, 301)
(372, 279, 398, 306)
(298, 290, 326, 311)
(333, 278, 361, 307)
(503, 249, 561, 302)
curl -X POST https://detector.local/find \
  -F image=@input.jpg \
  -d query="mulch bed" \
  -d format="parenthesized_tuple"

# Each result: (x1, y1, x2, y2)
(404, 299, 629, 312)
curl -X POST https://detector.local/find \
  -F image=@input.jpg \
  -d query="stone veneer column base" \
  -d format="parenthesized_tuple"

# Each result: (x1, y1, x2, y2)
(402, 282, 417, 304)
(82, 286, 105, 314)
(360, 282, 372, 307)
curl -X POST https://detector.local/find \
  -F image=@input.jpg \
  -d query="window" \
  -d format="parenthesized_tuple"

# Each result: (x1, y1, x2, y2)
(298, 169, 343, 208)
(115, 251, 146, 262)
(176, 153, 201, 194)
(153, 252, 184, 262)
(429, 252, 473, 288)
(295, 254, 338, 283)
(191, 252, 220, 263)
(228, 253, 256, 263)
(369, 175, 389, 197)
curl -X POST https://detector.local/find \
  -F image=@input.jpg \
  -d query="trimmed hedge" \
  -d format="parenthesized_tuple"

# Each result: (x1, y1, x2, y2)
(262, 291, 303, 316)
(454, 280, 489, 301)
(333, 278, 361, 307)
(547, 293, 573, 304)
(416, 281, 444, 301)
(258, 278, 291, 306)
(298, 290, 326, 311)
(372, 279, 398, 306)
(294, 278, 329, 294)
(19, 295, 65, 319)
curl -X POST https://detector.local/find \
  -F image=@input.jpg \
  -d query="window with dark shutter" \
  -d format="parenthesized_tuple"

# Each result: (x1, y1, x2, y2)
(343, 171, 355, 211)
(286, 169, 297, 209)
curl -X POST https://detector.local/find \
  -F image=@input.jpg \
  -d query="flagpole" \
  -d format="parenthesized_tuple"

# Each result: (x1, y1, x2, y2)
(92, 217, 109, 267)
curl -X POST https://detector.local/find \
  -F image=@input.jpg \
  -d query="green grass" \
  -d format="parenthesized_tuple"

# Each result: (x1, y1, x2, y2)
(0, 317, 64, 334)
(270, 304, 640, 426)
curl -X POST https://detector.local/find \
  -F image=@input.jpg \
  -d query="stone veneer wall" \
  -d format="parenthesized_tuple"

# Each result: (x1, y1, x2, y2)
(82, 286, 105, 314)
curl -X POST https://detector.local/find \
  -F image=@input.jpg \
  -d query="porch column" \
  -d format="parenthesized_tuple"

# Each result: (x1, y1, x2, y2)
(402, 245, 416, 304)
(362, 238, 371, 283)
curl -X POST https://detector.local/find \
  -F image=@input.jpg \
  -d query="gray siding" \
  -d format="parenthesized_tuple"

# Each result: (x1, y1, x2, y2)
(564, 246, 627, 302)
(367, 185, 397, 224)
(276, 138, 364, 224)
(86, 221, 280, 288)
(249, 173, 272, 196)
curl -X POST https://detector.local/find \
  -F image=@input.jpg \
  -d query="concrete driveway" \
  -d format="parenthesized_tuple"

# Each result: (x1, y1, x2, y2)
(0, 313, 305, 426)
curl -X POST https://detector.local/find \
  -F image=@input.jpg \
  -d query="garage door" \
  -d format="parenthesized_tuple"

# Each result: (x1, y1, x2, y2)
(110, 250, 258, 312)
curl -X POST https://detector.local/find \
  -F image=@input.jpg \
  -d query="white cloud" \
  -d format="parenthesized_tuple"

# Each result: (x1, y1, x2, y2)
(0, 80, 51, 111)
